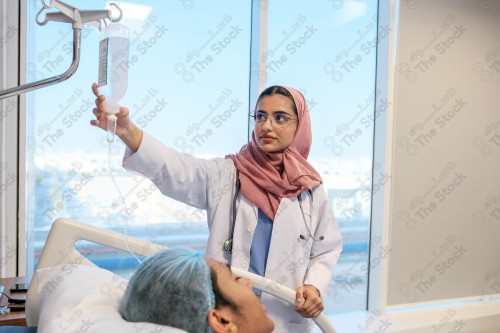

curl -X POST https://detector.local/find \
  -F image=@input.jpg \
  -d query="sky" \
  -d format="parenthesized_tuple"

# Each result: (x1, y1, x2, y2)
(26, 0, 379, 161)
(23, 0, 380, 225)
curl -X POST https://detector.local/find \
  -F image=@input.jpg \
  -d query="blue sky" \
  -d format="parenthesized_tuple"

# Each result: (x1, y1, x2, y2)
(26, 0, 378, 161)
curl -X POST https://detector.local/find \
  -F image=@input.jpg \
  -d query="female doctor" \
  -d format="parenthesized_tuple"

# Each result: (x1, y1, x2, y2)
(91, 84, 342, 333)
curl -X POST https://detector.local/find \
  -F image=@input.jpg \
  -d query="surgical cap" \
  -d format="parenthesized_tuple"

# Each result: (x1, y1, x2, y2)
(119, 247, 216, 333)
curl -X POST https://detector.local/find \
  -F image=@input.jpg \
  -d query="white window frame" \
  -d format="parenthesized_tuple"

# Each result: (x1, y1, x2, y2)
(0, 0, 23, 278)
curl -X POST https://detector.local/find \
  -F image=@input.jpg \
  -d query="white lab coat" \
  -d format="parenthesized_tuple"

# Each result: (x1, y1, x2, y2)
(123, 133, 343, 333)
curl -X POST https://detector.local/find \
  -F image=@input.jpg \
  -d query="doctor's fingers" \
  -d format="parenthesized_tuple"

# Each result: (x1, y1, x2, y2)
(304, 294, 323, 310)
(94, 95, 106, 112)
(90, 108, 106, 129)
(91, 84, 107, 111)
(116, 107, 132, 126)
(304, 304, 324, 318)
(92, 107, 106, 119)
(296, 297, 324, 317)
(295, 285, 319, 304)
(294, 304, 323, 318)
(296, 292, 323, 310)
(91, 83, 101, 97)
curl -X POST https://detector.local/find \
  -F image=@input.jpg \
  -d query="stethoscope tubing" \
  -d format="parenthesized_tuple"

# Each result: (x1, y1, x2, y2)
(224, 183, 323, 254)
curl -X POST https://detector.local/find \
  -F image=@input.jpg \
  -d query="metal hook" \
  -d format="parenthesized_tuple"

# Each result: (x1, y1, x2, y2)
(109, 3, 123, 23)
(35, 6, 48, 25)
(34, 0, 124, 30)
(0, 0, 125, 100)
(40, 0, 55, 9)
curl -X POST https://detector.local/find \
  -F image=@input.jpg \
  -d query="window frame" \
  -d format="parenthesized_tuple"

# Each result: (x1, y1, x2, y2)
(10, 0, 384, 314)
(367, 0, 398, 315)
(0, 0, 22, 278)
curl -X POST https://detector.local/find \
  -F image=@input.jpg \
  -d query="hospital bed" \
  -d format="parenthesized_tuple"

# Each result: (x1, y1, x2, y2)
(20, 218, 337, 333)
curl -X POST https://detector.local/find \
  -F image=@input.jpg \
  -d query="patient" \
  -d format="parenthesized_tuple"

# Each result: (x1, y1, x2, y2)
(119, 247, 274, 333)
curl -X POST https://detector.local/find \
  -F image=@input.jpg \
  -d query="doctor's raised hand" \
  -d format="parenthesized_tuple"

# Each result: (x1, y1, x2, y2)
(88, 83, 342, 333)
(90, 82, 143, 152)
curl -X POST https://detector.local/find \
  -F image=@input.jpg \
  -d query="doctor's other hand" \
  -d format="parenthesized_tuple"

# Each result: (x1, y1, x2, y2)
(90, 83, 143, 152)
(294, 284, 324, 318)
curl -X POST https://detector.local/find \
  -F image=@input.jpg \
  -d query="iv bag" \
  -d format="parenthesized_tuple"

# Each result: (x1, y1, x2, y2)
(98, 23, 130, 115)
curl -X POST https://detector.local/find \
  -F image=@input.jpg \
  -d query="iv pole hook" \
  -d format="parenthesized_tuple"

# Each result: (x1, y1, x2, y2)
(0, 0, 123, 100)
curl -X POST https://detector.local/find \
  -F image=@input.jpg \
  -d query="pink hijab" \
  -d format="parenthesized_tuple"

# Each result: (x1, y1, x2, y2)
(226, 86, 322, 220)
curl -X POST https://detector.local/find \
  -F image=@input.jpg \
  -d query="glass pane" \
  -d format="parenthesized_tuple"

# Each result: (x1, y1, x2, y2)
(265, 0, 379, 314)
(25, 0, 251, 274)
(24, 0, 378, 321)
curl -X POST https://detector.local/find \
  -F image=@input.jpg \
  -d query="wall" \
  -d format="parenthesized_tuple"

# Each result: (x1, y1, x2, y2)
(366, 0, 500, 331)
(385, 0, 500, 307)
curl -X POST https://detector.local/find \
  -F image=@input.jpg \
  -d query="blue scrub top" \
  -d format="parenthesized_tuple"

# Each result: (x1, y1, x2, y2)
(249, 209, 273, 296)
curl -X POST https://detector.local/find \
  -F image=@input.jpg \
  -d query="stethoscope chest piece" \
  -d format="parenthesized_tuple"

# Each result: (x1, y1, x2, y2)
(223, 239, 233, 254)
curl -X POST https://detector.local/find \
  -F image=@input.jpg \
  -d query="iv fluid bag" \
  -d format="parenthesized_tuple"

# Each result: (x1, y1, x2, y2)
(98, 23, 130, 114)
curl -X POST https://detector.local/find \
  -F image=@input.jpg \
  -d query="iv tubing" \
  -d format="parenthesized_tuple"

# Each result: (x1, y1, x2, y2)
(107, 145, 142, 265)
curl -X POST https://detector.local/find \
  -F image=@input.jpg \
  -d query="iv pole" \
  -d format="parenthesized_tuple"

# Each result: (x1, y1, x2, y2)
(0, 0, 122, 100)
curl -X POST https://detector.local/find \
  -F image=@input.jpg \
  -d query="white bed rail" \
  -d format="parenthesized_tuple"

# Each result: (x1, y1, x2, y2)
(26, 218, 337, 332)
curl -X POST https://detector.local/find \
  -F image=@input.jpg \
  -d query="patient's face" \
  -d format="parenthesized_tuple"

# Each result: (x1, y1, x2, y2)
(206, 259, 274, 333)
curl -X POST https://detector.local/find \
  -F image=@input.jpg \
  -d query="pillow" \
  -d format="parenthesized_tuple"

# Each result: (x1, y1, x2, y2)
(34, 264, 188, 333)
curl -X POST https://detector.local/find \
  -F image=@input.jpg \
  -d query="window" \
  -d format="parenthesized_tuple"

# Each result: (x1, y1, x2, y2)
(25, 0, 251, 275)
(22, 0, 378, 315)
(264, 1, 379, 314)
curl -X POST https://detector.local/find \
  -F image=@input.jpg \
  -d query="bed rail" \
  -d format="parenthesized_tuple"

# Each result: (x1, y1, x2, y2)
(26, 218, 337, 332)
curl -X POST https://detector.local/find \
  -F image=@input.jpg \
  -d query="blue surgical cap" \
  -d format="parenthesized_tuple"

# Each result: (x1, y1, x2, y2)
(119, 247, 216, 333)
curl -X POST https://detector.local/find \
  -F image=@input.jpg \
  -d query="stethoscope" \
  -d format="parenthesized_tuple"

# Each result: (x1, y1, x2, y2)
(298, 189, 325, 241)
(223, 181, 324, 254)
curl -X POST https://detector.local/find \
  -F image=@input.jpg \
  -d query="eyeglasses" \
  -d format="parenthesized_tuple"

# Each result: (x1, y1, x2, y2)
(249, 112, 297, 129)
